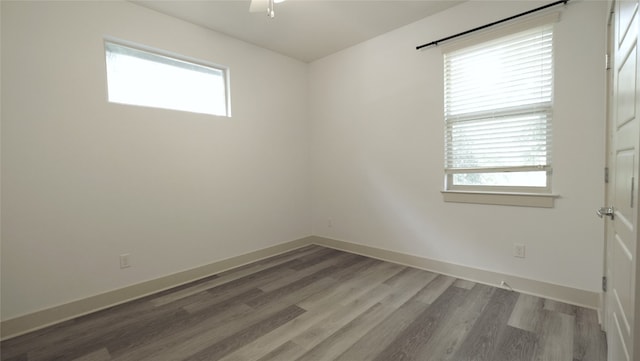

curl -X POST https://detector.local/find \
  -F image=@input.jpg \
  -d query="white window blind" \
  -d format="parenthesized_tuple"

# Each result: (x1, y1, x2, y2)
(444, 24, 553, 190)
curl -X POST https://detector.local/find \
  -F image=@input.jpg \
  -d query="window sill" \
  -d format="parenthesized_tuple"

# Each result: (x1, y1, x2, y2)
(441, 190, 559, 208)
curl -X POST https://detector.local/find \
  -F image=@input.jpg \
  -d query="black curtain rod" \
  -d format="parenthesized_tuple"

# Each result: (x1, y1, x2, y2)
(416, 0, 569, 51)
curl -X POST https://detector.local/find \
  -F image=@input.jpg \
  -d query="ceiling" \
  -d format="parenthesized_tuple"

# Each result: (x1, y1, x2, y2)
(132, 0, 463, 62)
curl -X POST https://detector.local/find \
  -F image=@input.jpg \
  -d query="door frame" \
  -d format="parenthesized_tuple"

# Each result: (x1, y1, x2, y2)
(602, 0, 615, 333)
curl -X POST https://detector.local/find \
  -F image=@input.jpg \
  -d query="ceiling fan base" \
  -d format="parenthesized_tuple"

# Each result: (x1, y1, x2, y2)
(249, 0, 269, 13)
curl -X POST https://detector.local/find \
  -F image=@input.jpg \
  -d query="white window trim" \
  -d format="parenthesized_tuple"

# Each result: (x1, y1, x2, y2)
(445, 166, 553, 194)
(441, 190, 559, 208)
(440, 12, 562, 207)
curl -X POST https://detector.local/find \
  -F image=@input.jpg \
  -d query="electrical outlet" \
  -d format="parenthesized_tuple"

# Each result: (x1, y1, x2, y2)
(327, 218, 333, 228)
(513, 244, 525, 258)
(120, 254, 131, 269)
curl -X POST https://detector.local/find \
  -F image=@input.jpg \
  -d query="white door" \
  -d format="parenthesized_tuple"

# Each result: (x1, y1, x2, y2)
(605, 1, 640, 360)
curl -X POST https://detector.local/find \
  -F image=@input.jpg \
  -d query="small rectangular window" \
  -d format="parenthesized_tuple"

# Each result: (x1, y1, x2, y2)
(444, 24, 553, 194)
(105, 41, 229, 116)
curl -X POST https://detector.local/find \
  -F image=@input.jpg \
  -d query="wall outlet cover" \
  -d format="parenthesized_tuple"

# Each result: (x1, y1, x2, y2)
(120, 254, 131, 269)
(513, 244, 526, 258)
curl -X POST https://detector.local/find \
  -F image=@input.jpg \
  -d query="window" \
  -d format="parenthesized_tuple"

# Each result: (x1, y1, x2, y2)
(443, 24, 553, 198)
(105, 41, 229, 116)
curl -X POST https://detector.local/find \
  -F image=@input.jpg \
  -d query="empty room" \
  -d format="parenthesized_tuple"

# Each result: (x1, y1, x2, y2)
(1, 0, 639, 360)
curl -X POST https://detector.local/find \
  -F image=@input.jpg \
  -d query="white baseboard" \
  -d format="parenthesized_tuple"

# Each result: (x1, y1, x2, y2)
(0, 236, 315, 340)
(1, 235, 601, 340)
(310, 236, 600, 310)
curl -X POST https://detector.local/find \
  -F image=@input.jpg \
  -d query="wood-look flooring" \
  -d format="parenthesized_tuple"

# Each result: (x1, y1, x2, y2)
(1, 245, 607, 361)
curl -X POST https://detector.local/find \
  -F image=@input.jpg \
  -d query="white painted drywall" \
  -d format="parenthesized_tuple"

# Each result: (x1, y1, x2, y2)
(309, 0, 607, 292)
(1, 0, 608, 322)
(1, 1, 310, 320)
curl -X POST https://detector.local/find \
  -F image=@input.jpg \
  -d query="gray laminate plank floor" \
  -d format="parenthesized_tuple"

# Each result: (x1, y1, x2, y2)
(0, 245, 607, 361)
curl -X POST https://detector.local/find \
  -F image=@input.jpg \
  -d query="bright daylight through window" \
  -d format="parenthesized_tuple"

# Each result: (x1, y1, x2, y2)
(105, 41, 229, 116)
(444, 24, 553, 193)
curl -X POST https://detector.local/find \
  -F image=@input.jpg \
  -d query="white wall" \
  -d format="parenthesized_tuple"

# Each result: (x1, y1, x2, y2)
(1, 0, 608, 323)
(310, 0, 607, 293)
(1, 1, 310, 321)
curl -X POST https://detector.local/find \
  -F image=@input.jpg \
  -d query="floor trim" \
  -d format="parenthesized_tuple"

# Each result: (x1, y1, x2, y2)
(1, 235, 601, 340)
(0, 236, 314, 340)
(310, 236, 600, 311)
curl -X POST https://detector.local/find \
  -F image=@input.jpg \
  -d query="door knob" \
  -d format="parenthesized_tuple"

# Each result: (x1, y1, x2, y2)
(597, 206, 614, 219)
